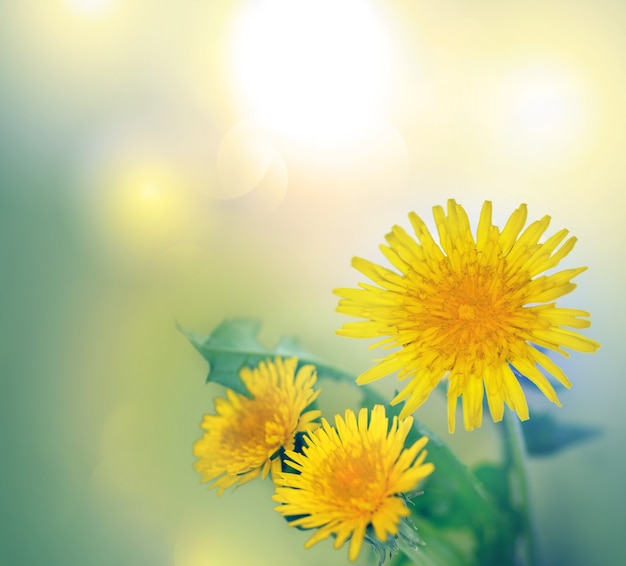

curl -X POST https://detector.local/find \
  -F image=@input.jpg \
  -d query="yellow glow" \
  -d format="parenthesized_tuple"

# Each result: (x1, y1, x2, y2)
(494, 61, 592, 160)
(174, 530, 260, 566)
(229, 0, 391, 140)
(139, 182, 160, 200)
(99, 164, 188, 254)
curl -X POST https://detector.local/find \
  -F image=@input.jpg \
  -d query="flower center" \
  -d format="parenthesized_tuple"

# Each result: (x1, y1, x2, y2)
(457, 304, 476, 320)
(318, 442, 387, 516)
(407, 258, 530, 366)
(221, 396, 293, 464)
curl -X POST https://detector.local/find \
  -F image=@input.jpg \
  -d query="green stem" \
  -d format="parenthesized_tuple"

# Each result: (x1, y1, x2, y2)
(501, 412, 539, 566)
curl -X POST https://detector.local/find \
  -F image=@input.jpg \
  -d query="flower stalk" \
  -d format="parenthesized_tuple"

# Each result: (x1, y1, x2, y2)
(501, 412, 539, 566)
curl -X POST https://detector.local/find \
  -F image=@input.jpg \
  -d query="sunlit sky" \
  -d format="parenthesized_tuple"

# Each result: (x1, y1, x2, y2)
(2, 1, 625, 565)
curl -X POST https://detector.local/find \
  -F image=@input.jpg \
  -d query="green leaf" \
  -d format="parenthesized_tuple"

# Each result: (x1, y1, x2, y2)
(472, 464, 509, 512)
(521, 412, 602, 457)
(180, 318, 357, 395)
(179, 319, 270, 396)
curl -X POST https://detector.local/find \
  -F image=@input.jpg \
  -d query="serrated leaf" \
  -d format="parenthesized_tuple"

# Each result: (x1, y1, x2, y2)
(521, 412, 602, 457)
(179, 319, 270, 396)
(180, 318, 355, 395)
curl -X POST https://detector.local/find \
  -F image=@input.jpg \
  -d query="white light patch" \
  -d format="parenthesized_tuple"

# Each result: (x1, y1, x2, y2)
(495, 62, 591, 160)
(67, 0, 114, 19)
(229, 0, 391, 140)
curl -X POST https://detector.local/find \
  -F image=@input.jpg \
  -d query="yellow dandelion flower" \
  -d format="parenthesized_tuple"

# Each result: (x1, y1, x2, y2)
(193, 357, 321, 494)
(273, 405, 434, 562)
(335, 199, 600, 432)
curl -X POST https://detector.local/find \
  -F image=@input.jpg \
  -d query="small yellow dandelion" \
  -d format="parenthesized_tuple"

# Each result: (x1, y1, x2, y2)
(273, 405, 434, 562)
(193, 357, 321, 494)
(335, 200, 600, 432)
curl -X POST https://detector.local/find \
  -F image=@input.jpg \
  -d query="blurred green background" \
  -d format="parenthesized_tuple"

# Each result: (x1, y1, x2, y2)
(1, 1, 624, 565)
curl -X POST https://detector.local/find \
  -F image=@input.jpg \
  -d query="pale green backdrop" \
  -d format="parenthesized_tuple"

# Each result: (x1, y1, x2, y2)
(1, 1, 624, 565)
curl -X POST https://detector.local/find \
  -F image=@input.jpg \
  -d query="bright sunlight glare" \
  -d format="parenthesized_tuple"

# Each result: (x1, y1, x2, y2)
(67, 0, 114, 19)
(229, 0, 391, 141)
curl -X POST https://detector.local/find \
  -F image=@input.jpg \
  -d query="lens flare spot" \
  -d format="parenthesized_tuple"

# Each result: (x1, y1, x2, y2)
(219, 149, 288, 217)
(215, 117, 275, 199)
(96, 165, 188, 255)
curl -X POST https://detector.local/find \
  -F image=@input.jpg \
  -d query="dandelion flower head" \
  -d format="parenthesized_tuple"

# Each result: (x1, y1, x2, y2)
(335, 200, 600, 432)
(273, 404, 434, 562)
(193, 357, 321, 494)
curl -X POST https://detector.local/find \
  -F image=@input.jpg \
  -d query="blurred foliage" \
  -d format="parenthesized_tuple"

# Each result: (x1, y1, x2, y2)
(521, 412, 602, 457)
